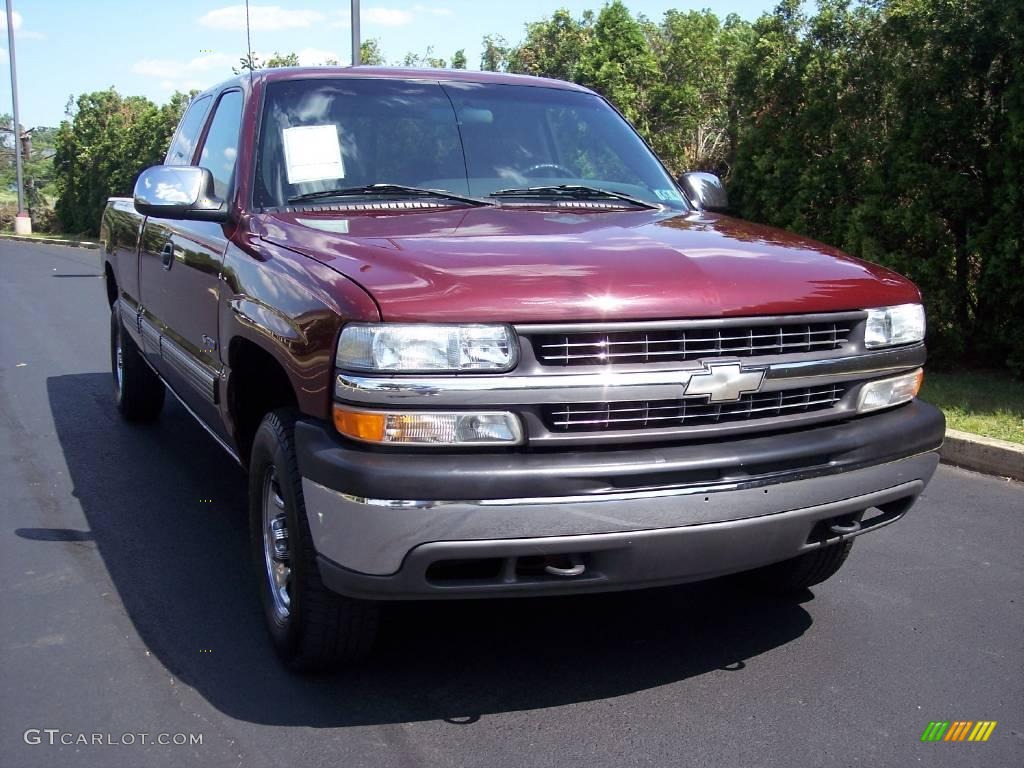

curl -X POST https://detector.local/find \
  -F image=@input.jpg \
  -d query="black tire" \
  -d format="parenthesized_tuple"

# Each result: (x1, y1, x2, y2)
(111, 302, 165, 421)
(751, 540, 854, 593)
(249, 409, 379, 672)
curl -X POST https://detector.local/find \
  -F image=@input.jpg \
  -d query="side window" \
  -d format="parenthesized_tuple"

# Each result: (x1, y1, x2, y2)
(165, 96, 211, 166)
(198, 91, 244, 199)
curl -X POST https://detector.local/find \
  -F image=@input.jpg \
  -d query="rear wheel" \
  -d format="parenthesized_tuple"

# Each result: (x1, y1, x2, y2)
(249, 409, 378, 672)
(750, 540, 854, 592)
(111, 302, 164, 421)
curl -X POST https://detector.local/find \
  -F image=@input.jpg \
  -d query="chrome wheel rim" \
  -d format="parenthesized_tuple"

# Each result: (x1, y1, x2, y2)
(262, 467, 292, 622)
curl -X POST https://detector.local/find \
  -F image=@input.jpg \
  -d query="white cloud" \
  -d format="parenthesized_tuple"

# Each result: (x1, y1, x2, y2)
(363, 7, 415, 26)
(413, 5, 452, 15)
(199, 4, 324, 31)
(134, 53, 235, 80)
(0, 9, 45, 39)
(0, 10, 22, 30)
(135, 53, 236, 92)
(297, 48, 340, 66)
(330, 5, 448, 28)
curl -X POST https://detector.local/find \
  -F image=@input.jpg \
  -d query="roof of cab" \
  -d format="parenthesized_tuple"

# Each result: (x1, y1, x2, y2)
(250, 65, 596, 94)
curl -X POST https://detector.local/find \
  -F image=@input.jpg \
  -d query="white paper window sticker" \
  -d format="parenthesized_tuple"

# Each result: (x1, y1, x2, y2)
(282, 125, 345, 185)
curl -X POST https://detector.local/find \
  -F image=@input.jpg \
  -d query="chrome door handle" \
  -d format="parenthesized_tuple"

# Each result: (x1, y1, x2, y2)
(160, 242, 174, 270)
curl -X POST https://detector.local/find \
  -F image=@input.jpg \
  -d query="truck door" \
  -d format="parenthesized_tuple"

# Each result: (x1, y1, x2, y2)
(138, 89, 243, 436)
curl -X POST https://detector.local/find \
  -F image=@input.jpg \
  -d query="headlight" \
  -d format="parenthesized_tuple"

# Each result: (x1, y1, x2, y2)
(864, 304, 925, 348)
(857, 369, 923, 413)
(333, 405, 523, 446)
(337, 324, 517, 372)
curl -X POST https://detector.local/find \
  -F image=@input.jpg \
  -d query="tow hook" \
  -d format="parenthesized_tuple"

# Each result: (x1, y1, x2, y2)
(543, 554, 586, 577)
(828, 519, 862, 537)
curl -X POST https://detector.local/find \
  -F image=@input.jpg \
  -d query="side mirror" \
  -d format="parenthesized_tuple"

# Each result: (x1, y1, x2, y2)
(133, 165, 227, 222)
(678, 172, 729, 213)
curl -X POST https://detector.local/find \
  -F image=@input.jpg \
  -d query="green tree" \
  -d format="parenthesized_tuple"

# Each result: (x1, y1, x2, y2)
(0, 114, 21, 201)
(508, 11, 592, 82)
(730, 0, 1023, 372)
(574, 2, 659, 131)
(265, 51, 300, 67)
(233, 50, 300, 73)
(506, 3, 662, 134)
(980, 0, 1024, 373)
(22, 127, 59, 213)
(361, 39, 386, 65)
(53, 89, 187, 235)
(399, 47, 446, 68)
(480, 34, 510, 72)
(451, 49, 468, 69)
(647, 11, 752, 175)
(844, 0, 1023, 370)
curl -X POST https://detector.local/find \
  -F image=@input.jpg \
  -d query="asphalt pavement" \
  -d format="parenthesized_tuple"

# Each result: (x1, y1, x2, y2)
(1, 240, 1022, 768)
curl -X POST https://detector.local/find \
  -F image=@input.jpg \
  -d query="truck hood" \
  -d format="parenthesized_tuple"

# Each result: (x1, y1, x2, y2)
(256, 207, 919, 323)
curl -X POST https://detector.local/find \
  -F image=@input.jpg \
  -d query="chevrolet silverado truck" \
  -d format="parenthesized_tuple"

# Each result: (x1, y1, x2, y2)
(101, 67, 945, 671)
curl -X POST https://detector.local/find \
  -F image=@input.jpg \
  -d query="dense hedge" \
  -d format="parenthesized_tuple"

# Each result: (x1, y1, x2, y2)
(727, 0, 1023, 374)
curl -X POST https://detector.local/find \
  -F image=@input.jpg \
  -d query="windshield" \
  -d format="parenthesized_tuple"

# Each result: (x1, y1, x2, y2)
(253, 78, 687, 211)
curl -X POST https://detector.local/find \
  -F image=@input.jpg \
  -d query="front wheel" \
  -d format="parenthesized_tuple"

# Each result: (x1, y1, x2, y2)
(249, 409, 379, 672)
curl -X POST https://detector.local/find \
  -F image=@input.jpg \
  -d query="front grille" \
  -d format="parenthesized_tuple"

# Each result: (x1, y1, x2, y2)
(543, 384, 845, 433)
(532, 321, 853, 366)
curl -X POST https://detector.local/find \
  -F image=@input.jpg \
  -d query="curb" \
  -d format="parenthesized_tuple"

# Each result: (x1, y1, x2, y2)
(0, 233, 101, 250)
(940, 429, 1024, 482)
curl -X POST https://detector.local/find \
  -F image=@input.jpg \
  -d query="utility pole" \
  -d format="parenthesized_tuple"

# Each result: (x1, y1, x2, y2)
(351, 0, 361, 66)
(5, 0, 29, 233)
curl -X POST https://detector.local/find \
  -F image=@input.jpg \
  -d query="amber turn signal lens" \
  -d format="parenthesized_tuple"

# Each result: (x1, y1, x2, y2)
(333, 405, 386, 442)
(912, 368, 924, 397)
(856, 368, 924, 413)
(332, 404, 523, 445)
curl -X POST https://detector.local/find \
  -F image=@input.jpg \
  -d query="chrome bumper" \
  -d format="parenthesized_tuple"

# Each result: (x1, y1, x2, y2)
(303, 451, 940, 596)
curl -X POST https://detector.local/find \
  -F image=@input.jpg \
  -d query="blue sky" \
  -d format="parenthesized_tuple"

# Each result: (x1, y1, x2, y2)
(1, 1, 777, 127)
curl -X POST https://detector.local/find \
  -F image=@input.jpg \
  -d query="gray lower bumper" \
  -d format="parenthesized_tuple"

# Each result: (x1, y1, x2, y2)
(303, 451, 939, 599)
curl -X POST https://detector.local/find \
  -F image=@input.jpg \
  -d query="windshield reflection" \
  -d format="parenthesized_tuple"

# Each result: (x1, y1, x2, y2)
(254, 79, 685, 211)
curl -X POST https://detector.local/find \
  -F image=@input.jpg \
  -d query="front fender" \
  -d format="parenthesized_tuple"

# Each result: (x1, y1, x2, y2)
(219, 235, 380, 424)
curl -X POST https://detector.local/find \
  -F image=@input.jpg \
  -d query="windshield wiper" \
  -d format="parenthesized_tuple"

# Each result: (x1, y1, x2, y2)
(288, 183, 494, 207)
(489, 184, 661, 210)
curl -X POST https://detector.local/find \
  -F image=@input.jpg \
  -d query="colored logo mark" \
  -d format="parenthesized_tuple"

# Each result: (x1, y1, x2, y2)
(921, 721, 997, 742)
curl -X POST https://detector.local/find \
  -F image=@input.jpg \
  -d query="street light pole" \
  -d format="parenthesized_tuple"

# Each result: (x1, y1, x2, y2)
(5, 0, 29, 233)
(351, 0, 360, 66)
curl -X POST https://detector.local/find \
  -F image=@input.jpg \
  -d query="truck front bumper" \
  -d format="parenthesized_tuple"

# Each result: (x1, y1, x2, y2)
(295, 400, 944, 599)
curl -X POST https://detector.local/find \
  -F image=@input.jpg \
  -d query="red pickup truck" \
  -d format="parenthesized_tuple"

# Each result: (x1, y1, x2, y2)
(101, 67, 944, 671)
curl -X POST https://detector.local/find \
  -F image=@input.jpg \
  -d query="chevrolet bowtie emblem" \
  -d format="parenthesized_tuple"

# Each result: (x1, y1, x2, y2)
(685, 362, 767, 403)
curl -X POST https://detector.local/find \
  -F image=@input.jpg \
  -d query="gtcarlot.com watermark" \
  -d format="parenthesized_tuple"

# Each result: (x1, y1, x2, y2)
(24, 729, 203, 747)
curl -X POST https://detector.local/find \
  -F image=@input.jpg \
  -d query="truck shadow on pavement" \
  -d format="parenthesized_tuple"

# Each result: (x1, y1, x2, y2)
(48, 373, 814, 727)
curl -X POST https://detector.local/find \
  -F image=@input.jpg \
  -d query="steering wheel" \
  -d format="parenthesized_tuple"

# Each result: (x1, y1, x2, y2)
(522, 162, 575, 178)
